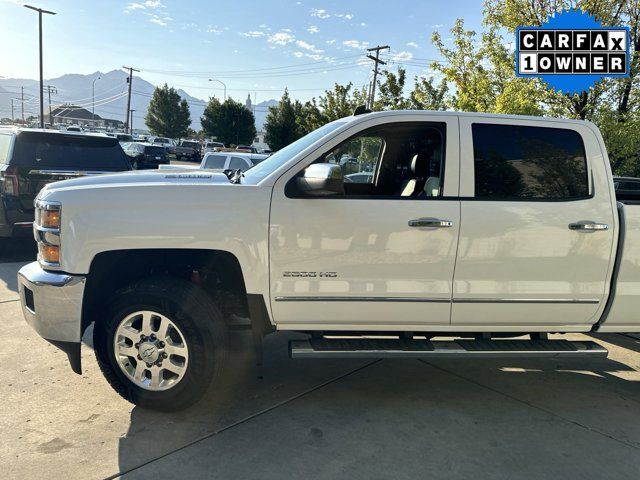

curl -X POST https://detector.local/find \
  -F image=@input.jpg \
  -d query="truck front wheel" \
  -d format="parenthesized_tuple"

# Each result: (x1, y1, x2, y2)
(94, 276, 227, 411)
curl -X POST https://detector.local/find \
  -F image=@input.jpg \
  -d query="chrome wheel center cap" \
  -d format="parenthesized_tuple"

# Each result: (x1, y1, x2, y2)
(139, 342, 159, 363)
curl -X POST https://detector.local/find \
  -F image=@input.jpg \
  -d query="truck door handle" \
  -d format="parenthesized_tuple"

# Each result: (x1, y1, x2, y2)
(568, 221, 609, 232)
(408, 218, 454, 228)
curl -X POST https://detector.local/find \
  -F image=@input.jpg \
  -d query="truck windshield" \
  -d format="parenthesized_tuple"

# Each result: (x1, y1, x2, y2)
(241, 120, 346, 184)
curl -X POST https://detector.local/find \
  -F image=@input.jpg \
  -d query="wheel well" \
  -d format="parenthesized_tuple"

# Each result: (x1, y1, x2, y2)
(82, 249, 248, 333)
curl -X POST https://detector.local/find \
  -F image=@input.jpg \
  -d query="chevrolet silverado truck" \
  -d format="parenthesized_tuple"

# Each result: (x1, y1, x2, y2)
(17, 110, 640, 411)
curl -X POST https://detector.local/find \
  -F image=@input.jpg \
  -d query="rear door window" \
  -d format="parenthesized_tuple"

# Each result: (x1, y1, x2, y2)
(12, 131, 130, 171)
(472, 124, 588, 200)
(203, 154, 227, 169)
(229, 156, 250, 170)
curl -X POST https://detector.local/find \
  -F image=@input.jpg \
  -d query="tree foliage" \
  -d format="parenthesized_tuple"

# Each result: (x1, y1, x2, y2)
(145, 84, 192, 138)
(299, 82, 368, 133)
(201, 97, 257, 146)
(265, 0, 639, 173)
(264, 89, 305, 151)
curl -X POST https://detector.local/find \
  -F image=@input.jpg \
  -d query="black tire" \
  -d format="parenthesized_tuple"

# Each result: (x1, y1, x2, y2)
(176, 154, 182, 161)
(94, 276, 228, 411)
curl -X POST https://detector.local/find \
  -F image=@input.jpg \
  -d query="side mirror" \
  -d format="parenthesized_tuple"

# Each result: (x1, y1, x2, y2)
(295, 163, 345, 196)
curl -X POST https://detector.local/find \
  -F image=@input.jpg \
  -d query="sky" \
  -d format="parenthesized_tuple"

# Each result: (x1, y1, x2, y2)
(0, 0, 484, 104)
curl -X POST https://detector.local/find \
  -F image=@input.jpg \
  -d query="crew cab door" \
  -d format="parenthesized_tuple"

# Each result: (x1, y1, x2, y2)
(452, 117, 617, 329)
(269, 116, 460, 329)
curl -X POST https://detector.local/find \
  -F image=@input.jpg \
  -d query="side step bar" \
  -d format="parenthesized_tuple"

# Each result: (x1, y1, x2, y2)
(289, 338, 608, 359)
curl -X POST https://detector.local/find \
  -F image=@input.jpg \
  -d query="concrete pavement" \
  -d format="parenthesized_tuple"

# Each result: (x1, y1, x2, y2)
(1, 258, 640, 479)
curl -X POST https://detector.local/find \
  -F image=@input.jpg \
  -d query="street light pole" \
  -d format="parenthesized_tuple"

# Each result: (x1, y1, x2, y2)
(92, 76, 100, 127)
(24, 5, 56, 129)
(208, 79, 227, 101)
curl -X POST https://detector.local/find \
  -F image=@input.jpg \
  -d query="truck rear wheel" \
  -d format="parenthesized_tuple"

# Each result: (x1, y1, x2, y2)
(94, 276, 227, 411)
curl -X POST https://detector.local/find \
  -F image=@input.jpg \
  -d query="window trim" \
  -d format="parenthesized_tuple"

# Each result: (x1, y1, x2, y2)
(470, 122, 592, 202)
(285, 121, 448, 200)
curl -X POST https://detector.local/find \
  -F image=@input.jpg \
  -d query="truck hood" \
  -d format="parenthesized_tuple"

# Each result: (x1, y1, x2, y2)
(39, 169, 231, 193)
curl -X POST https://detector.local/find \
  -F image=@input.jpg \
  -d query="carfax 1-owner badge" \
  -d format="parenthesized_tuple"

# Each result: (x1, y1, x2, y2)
(516, 9, 630, 94)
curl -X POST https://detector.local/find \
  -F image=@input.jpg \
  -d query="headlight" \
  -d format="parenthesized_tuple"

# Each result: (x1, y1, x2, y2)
(34, 201, 61, 266)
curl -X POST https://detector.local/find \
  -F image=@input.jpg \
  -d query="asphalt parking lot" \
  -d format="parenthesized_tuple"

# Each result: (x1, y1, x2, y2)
(2, 240, 640, 479)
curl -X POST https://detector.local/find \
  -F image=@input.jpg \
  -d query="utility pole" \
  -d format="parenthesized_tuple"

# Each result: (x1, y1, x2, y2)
(366, 45, 390, 109)
(24, 5, 56, 129)
(123, 66, 139, 133)
(92, 75, 101, 127)
(43, 84, 57, 126)
(21, 86, 25, 122)
(129, 109, 135, 133)
(11, 99, 14, 121)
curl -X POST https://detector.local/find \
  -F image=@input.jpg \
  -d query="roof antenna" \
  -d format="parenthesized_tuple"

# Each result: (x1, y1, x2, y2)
(353, 105, 371, 116)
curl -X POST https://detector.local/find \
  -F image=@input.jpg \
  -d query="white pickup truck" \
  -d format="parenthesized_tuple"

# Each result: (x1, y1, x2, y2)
(18, 110, 640, 411)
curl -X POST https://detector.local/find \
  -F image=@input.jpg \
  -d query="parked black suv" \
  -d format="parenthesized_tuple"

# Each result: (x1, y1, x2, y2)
(122, 142, 169, 169)
(0, 128, 131, 237)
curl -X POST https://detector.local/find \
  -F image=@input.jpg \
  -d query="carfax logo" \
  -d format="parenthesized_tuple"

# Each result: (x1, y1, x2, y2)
(516, 9, 630, 94)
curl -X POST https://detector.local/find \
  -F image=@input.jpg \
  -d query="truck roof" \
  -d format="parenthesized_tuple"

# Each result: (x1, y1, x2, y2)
(343, 109, 593, 127)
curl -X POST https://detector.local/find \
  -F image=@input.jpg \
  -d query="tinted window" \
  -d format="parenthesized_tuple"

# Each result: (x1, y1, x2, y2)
(182, 141, 199, 148)
(0, 133, 13, 164)
(12, 132, 130, 170)
(616, 180, 640, 191)
(472, 124, 588, 199)
(143, 146, 167, 156)
(229, 157, 249, 170)
(203, 154, 227, 169)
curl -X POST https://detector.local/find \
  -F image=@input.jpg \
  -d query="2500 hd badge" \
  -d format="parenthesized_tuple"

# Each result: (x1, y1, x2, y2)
(283, 271, 338, 278)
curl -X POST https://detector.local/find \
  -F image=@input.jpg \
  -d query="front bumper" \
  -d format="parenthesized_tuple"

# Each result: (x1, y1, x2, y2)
(18, 262, 86, 373)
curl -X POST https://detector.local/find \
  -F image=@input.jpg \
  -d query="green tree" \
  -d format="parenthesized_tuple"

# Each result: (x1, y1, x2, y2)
(201, 97, 257, 146)
(145, 84, 191, 138)
(264, 89, 304, 151)
(299, 82, 368, 133)
(374, 68, 412, 110)
(409, 76, 449, 110)
(431, 19, 545, 115)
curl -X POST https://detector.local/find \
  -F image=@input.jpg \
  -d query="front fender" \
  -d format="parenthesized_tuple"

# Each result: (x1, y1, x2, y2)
(38, 182, 272, 297)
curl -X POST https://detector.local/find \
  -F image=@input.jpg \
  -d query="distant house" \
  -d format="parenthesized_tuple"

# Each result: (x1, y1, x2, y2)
(47, 104, 124, 129)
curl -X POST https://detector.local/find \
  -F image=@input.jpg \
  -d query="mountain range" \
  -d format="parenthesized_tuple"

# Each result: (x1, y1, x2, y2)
(0, 70, 278, 131)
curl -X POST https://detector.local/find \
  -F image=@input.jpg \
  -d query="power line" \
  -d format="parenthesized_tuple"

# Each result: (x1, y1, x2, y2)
(139, 60, 365, 80)
(139, 54, 363, 76)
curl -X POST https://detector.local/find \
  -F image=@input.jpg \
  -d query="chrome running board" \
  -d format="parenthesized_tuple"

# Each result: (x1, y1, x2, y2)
(289, 338, 608, 359)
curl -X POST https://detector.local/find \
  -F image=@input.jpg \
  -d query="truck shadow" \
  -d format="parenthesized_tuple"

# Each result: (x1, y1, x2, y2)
(114, 333, 640, 478)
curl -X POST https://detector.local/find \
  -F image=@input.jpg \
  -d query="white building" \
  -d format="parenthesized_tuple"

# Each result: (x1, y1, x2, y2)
(252, 130, 270, 152)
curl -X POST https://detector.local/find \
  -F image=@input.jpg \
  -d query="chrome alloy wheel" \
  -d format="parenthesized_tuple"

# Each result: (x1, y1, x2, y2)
(113, 310, 189, 391)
